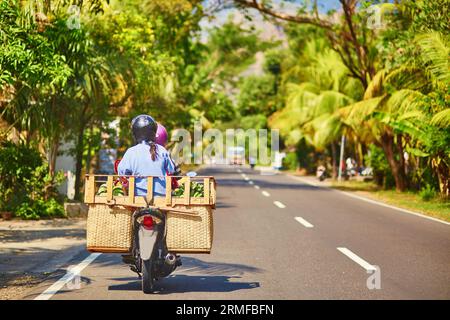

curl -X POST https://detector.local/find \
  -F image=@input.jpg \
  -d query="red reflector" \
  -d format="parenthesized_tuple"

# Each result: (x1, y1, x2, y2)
(142, 216, 154, 229)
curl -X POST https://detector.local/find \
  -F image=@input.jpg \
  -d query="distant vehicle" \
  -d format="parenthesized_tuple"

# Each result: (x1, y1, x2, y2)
(316, 165, 327, 181)
(249, 156, 256, 170)
(361, 167, 373, 176)
(227, 146, 245, 165)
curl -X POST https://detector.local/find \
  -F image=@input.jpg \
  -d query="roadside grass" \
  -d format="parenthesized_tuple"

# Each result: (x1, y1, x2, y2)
(331, 180, 450, 223)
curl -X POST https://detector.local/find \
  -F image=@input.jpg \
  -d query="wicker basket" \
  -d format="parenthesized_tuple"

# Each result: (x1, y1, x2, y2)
(84, 175, 216, 254)
(166, 205, 213, 253)
(86, 205, 133, 253)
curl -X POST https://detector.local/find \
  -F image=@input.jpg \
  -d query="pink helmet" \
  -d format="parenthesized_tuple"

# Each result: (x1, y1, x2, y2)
(155, 123, 168, 146)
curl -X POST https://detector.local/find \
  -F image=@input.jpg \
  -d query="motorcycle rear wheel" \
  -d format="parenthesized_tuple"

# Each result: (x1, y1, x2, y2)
(142, 258, 155, 294)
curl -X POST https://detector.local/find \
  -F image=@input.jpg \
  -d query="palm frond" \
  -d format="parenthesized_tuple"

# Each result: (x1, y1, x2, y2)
(385, 89, 427, 114)
(286, 128, 304, 147)
(389, 119, 426, 140)
(416, 32, 450, 88)
(384, 66, 428, 92)
(314, 91, 353, 116)
(431, 108, 450, 127)
(308, 114, 342, 148)
(397, 110, 427, 121)
(338, 96, 385, 126)
(342, 77, 364, 101)
(364, 69, 387, 99)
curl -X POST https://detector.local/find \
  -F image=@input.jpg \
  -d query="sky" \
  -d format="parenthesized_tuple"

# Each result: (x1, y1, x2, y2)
(197, 1, 346, 82)
(199, 0, 343, 42)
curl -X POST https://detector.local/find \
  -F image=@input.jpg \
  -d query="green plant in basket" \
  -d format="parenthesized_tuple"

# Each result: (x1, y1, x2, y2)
(97, 182, 125, 196)
(173, 182, 204, 197)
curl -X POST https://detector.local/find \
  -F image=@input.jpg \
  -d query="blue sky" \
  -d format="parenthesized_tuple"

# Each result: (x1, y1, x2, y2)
(200, 0, 343, 41)
(310, 0, 342, 13)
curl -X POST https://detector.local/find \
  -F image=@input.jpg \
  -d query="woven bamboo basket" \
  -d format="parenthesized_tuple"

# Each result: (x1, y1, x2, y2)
(165, 205, 213, 253)
(84, 175, 216, 254)
(86, 204, 133, 253)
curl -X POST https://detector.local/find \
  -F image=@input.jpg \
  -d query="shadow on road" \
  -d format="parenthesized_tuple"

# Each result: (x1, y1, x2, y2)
(215, 202, 235, 209)
(179, 257, 263, 275)
(0, 229, 85, 243)
(108, 275, 260, 294)
(95, 254, 264, 277)
(107, 256, 262, 294)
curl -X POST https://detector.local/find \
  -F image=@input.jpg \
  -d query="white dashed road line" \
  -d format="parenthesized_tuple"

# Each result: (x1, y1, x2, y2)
(337, 247, 376, 271)
(261, 191, 270, 197)
(254, 185, 260, 190)
(248, 181, 254, 185)
(289, 175, 450, 226)
(295, 217, 313, 228)
(273, 201, 286, 209)
(34, 253, 102, 300)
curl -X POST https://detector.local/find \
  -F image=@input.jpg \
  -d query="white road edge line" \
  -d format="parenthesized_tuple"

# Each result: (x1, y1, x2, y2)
(295, 217, 313, 228)
(262, 191, 270, 197)
(274, 201, 286, 209)
(34, 253, 101, 300)
(337, 247, 376, 271)
(290, 176, 450, 226)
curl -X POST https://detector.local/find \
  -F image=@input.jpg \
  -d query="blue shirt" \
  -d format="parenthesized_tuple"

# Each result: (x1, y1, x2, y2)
(117, 142, 175, 197)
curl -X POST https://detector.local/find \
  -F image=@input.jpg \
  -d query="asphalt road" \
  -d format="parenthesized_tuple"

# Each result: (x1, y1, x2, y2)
(26, 165, 450, 300)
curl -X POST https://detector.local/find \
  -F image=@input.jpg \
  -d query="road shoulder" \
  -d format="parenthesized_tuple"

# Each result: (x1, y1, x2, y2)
(0, 218, 87, 299)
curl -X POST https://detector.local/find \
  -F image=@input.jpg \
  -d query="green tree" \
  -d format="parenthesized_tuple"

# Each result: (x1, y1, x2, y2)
(237, 74, 278, 117)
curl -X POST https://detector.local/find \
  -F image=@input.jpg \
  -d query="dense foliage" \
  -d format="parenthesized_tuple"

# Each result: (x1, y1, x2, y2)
(0, 142, 65, 219)
(0, 0, 448, 219)
(255, 0, 449, 196)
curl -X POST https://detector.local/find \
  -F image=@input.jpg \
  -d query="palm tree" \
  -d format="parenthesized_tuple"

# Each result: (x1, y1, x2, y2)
(340, 31, 449, 193)
(270, 47, 363, 177)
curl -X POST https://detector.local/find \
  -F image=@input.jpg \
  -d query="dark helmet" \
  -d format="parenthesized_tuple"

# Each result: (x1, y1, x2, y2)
(131, 114, 157, 144)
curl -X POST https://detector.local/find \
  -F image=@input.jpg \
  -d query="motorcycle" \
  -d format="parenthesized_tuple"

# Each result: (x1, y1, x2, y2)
(121, 205, 180, 293)
(121, 171, 197, 293)
(316, 165, 327, 181)
(249, 157, 256, 170)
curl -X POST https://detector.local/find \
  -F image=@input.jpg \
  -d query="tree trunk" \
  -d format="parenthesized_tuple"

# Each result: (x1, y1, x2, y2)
(380, 133, 408, 192)
(396, 134, 406, 177)
(86, 125, 93, 174)
(46, 136, 60, 200)
(355, 141, 364, 168)
(48, 137, 60, 181)
(74, 124, 85, 201)
(331, 141, 338, 179)
(436, 158, 450, 198)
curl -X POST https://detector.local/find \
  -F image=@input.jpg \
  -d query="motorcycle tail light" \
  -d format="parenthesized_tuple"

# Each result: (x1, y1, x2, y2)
(142, 216, 154, 230)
